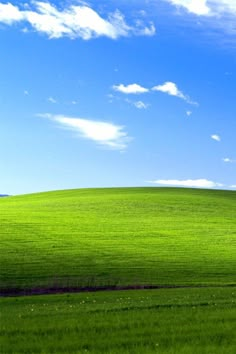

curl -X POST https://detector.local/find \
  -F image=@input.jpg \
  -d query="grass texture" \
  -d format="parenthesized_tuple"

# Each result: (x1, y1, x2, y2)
(0, 187, 235, 291)
(1, 287, 236, 354)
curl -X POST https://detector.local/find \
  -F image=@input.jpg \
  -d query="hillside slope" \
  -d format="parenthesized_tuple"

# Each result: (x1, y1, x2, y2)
(0, 187, 235, 291)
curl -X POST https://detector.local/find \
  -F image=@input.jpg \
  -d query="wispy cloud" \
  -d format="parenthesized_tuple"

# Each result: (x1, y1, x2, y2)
(223, 157, 235, 163)
(48, 97, 57, 104)
(230, 185, 236, 188)
(41, 114, 130, 150)
(165, 0, 211, 15)
(113, 83, 149, 94)
(133, 100, 149, 109)
(125, 99, 149, 109)
(152, 81, 197, 105)
(0, 2, 155, 39)
(165, 0, 236, 16)
(211, 134, 221, 141)
(164, 1, 236, 36)
(186, 110, 192, 116)
(148, 178, 224, 188)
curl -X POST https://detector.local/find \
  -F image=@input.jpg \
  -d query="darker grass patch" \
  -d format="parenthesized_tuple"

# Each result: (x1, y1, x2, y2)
(1, 283, 235, 297)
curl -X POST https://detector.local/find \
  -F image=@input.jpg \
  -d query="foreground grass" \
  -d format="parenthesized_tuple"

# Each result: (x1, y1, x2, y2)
(1, 287, 235, 353)
(0, 187, 235, 291)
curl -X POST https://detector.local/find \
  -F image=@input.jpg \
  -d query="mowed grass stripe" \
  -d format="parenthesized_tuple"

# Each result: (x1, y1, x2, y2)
(0, 187, 235, 290)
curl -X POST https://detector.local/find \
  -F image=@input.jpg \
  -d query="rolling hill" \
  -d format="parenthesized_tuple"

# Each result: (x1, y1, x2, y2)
(0, 187, 235, 293)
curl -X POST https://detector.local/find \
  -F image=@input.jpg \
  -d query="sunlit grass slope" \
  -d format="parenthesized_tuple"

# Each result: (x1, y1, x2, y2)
(0, 187, 235, 290)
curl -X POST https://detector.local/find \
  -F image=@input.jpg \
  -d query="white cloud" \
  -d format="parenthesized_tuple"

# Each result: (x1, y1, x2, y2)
(138, 23, 156, 36)
(230, 185, 236, 188)
(211, 0, 236, 15)
(113, 83, 149, 94)
(149, 178, 224, 188)
(125, 99, 149, 109)
(223, 157, 235, 163)
(152, 81, 197, 105)
(48, 97, 57, 103)
(165, 0, 211, 15)
(165, 0, 236, 16)
(24, 90, 29, 95)
(221, 0, 236, 13)
(211, 134, 221, 141)
(186, 110, 192, 116)
(0, 3, 24, 23)
(113, 81, 197, 104)
(42, 114, 130, 150)
(0, 2, 155, 39)
(133, 100, 149, 109)
(164, 1, 236, 36)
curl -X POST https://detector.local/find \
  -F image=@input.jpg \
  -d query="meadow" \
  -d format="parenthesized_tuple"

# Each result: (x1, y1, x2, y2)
(0, 187, 235, 292)
(1, 287, 236, 353)
(0, 187, 235, 353)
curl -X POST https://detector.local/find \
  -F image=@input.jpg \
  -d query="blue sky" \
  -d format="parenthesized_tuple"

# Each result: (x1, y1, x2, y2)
(0, 0, 235, 195)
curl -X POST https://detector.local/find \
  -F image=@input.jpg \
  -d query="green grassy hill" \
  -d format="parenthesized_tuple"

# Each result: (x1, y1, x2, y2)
(0, 187, 235, 292)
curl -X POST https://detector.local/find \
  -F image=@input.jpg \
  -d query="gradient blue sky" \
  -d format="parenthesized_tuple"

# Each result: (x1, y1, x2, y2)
(0, 0, 235, 195)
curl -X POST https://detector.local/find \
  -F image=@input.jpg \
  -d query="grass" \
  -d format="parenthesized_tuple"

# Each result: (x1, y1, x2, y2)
(0, 187, 235, 353)
(0, 187, 235, 291)
(1, 287, 236, 353)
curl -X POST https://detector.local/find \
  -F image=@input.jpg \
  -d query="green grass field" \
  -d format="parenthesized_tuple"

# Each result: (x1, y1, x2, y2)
(1, 287, 236, 354)
(0, 187, 236, 353)
(0, 187, 235, 291)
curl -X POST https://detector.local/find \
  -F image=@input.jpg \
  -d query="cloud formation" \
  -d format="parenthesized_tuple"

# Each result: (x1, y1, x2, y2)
(0, 2, 155, 39)
(41, 114, 130, 150)
(48, 97, 57, 104)
(211, 134, 221, 141)
(164, 1, 236, 36)
(165, 0, 236, 16)
(125, 99, 149, 109)
(165, 0, 211, 15)
(113, 81, 196, 104)
(223, 157, 235, 163)
(149, 178, 223, 188)
(113, 83, 149, 94)
(133, 100, 149, 109)
(152, 81, 197, 104)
